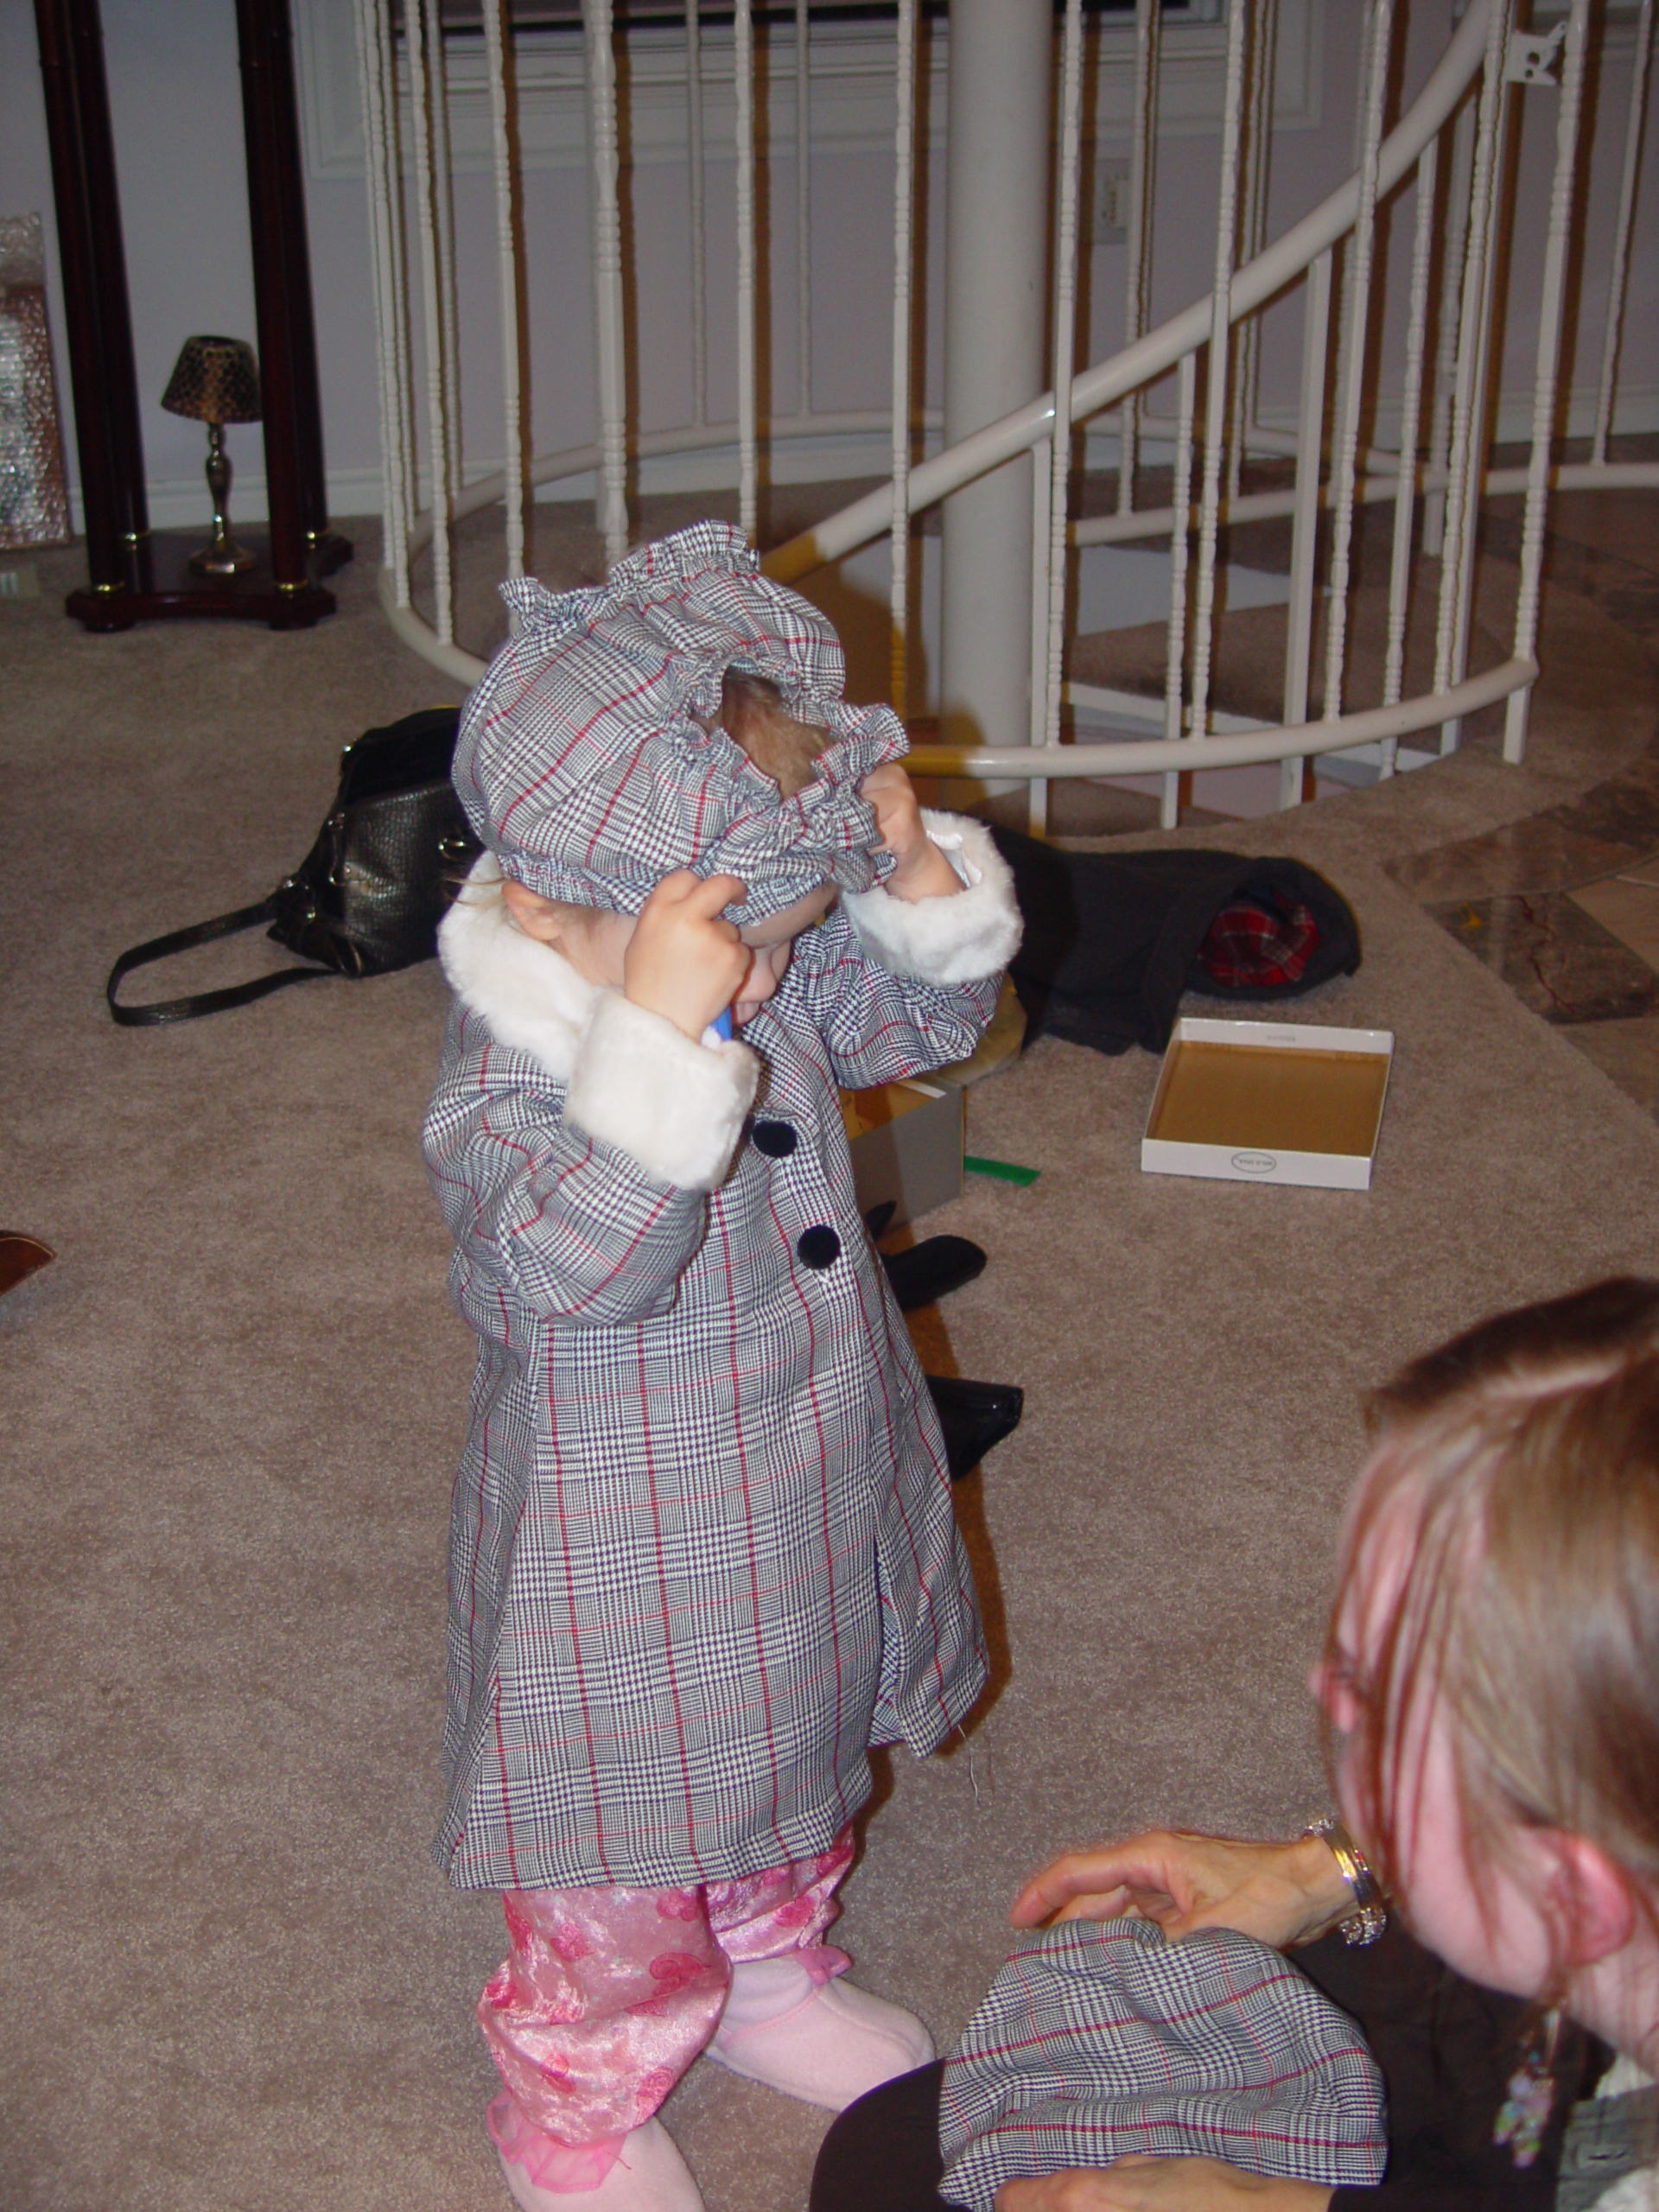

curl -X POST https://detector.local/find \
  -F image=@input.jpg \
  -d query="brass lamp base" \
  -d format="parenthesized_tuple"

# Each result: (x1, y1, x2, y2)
(188, 535, 255, 577)
(188, 420, 255, 576)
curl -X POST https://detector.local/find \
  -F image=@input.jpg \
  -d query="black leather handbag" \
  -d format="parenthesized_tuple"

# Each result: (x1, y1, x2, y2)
(106, 707, 480, 1026)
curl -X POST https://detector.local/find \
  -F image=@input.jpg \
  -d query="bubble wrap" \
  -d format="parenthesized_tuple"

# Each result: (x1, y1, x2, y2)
(0, 214, 72, 551)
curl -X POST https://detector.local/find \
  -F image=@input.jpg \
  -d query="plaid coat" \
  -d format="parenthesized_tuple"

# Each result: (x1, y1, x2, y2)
(423, 828, 1018, 1893)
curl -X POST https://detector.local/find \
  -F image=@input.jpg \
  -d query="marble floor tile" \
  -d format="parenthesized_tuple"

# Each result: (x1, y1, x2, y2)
(1569, 863, 1659, 973)
(1424, 892, 1659, 1025)
(1394, 443, 1659, 1119)
(1563, 1014, 1659, 1118)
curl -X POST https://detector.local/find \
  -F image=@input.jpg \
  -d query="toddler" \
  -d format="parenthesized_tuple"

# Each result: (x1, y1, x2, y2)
(423, 522, 1022, 2212)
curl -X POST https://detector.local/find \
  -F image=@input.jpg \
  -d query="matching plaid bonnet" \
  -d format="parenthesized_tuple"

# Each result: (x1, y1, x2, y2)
(452, 521, 906, 927)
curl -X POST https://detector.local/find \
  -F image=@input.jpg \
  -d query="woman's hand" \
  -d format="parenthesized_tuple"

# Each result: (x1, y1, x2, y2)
(997, 2160, 1334, 2211)
(1009, 1830, 1356, 1953)
(860, 763, 962, 903)
(623, 870, 752, 1039)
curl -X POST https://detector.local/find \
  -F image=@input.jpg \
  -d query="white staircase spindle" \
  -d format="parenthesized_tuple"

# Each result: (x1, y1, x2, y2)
(1229, 0, 1276, 504)
(1321, 0, 1392, 730)
(1505, 0, 1592, 763)
(890, 0, 918, 714)
(1162, 349, 1198, 829)
(1280, 246, 1332, 807)
(585, 0, 629, 566)
(734, 0, 758, 543)
(1045, 0, 1086, 766)
(1329, 0, 1377, 505)
(1028, 439, 1052, 836)
(1435, 0, 1515, 749)
(1592, 0, 1653, 465)
(1119, 0, 1160, 516)
(687, 1, 708, 429)
(423, 0, 462, 510)
(482, 0, 525, 585)
(798, 0, 812, 419)
(1424, 96, 1475, 559)
(1187, 0, 1250, 747)
(378, 3, 415, 539)
(1382, 137, 1440, 750)
(407, 0, 454, 645)
(354, 0, 410, 609)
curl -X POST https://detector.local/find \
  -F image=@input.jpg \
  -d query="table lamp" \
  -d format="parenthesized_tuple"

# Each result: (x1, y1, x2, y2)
(160, 335, 262, 575)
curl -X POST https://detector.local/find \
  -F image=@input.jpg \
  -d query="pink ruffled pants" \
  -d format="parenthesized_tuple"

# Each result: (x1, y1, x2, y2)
(482, 1827, 855, 2193)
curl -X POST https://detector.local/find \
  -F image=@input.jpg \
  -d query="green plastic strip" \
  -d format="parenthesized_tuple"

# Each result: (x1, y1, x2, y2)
(963, 1154, 1040, 1187)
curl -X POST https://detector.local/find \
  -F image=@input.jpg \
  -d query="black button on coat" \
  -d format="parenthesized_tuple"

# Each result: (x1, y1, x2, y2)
(797, 1224, 841, 1269)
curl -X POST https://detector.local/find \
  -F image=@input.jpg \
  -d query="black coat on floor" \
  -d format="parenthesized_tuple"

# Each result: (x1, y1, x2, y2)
(990, 828, 1362, 1056)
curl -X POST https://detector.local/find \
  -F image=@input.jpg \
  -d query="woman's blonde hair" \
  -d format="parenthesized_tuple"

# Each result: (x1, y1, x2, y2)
(1328, 1279, 1659, 1980)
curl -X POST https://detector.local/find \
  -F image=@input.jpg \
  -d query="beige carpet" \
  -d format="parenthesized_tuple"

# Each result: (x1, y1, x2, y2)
(3, 508, 1658, 2212)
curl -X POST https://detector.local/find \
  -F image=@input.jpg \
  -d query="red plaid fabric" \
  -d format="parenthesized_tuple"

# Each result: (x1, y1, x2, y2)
(1197, 896, 1321, 989)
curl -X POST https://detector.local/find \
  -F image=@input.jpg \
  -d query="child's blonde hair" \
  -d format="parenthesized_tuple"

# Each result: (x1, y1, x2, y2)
(1327, 1281, 1659, 1995)
(719, 667, 830, 799)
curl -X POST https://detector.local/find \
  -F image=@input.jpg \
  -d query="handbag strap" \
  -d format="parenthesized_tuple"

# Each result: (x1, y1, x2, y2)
(105, 899, 335, 1027)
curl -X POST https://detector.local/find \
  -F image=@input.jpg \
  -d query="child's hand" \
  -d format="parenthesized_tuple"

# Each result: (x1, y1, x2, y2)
(624, 871, 752, 1039)
(861, 763, 963, 903)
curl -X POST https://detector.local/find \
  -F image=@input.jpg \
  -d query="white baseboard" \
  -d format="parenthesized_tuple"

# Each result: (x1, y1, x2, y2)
(92, 377, 1658, 540)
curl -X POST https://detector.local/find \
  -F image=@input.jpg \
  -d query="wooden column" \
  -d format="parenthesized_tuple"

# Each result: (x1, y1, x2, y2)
(235, 0, 350, 582)
(34, 0, 149, 601)
(36, 0, 349, 632)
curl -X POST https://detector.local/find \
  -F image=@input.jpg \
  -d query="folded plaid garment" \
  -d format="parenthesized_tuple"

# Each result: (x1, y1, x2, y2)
(938, 1919, 1388, 2212)
(1198, 895, 1320, 989)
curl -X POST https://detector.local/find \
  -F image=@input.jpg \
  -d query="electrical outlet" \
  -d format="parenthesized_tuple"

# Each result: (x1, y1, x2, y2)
(0, 563, 41, 601)
(1090, 159, 1130, 245)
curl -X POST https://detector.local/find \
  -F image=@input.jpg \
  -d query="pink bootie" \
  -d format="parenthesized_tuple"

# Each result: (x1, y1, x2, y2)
(705, 1956, 934, 2112)
(490, 2095, 704, 2212)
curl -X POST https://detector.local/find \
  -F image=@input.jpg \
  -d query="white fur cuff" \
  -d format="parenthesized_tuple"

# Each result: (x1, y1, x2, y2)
(565, 993, 760, 1192)
(843, 811, 1022, 986)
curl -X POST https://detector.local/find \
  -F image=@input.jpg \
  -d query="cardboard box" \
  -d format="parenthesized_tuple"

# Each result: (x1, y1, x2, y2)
(1141, 1017, 1394, 1190)
(841, 1079, 964, 1227)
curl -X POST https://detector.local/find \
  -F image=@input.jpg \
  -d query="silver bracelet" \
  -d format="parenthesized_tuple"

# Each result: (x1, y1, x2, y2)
(1305, 1814, 1388, 1946)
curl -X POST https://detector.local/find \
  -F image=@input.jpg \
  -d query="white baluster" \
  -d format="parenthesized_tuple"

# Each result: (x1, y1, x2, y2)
(798, 0, 812, 420)
(1119, 0, 1160, 515)
(1382, 137, 1439, 749)
(1505, 0, 1592, 762)
(1230, 0, 1276, 504)
(1162, 349, 1198, 828)
(482, 0, 524, 586)
(1435, 0, 1515, 749)
(353, 0, 409, 609)
(1424, 96, 1474, 558)
(585, 0, 628, 566)
(1328, 0, 1377, 502)
(1028, 436, 1051, 835)
(734, 0, 758, 543)
(378, 0, 415, 543)
(407, 0, 454, 645)
(687, 1, 707, 429)
(1281, 246, 1332, 807)
(1321, 0, 1392, 729)
(1188, 0, 1250, 747)
(1592, 0, 1653, 465)
(891, 0, 918, 715)
(1040, 0, 1084, 835)
(423, 0, 462, 512)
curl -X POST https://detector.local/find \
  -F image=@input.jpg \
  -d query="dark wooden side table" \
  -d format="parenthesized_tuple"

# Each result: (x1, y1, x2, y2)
(35, 0, 352, 631)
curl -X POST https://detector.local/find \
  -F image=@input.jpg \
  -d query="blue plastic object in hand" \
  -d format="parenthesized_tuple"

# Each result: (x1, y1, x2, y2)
(713, 1007, 733, 1041)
